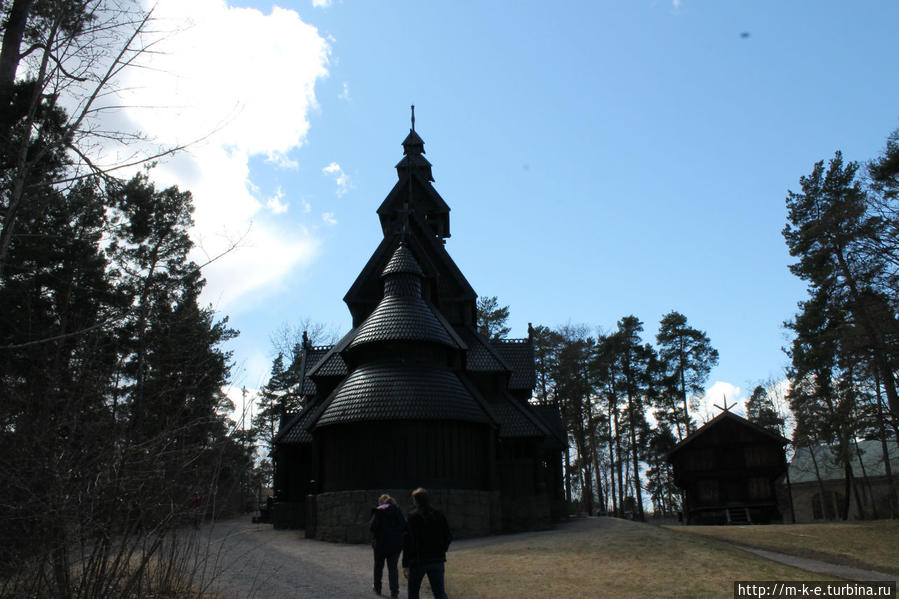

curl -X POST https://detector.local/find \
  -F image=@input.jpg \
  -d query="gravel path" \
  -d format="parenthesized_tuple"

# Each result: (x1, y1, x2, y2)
(733, 545, 899, 584)
(193, 519, 376, 599)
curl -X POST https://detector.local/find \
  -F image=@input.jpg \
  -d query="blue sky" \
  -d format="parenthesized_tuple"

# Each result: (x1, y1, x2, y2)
(122, 0, 899, 420)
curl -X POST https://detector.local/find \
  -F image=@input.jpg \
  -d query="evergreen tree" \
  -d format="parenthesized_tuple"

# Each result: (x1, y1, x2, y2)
(609, 316, 651, 521)
(746, 385, 785, 435)
(784, 151, 899, 423)
(655, 311, 719, 437)
(476, 295, 511, 340)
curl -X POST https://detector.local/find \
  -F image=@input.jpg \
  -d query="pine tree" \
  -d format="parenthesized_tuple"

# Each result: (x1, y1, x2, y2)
(784, 151, 899, 423)
(476, 295, 511, 340)
(655, 311, 719, 437)
(745, 385, 785, 435)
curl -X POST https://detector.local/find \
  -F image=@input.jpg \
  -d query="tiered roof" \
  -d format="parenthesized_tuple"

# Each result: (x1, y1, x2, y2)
(276, 118, 556, 449)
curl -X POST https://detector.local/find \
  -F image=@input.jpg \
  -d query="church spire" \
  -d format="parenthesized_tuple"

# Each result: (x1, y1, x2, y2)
(378, 109, 451, 240)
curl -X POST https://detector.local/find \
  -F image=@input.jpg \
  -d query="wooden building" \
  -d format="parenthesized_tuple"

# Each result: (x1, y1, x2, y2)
(667, 410, 787, 524)
(271, 116, 565, 542)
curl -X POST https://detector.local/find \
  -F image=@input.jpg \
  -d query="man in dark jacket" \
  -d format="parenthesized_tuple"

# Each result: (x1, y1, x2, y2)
(402, 488, 451, 599)
(370, 494, 406, 597)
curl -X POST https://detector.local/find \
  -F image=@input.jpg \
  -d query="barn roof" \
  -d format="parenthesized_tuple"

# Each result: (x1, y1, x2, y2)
(668, 410, 788, 459)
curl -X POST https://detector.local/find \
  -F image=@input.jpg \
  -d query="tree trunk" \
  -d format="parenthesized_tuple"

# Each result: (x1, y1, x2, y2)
(590, 429, 605, 514)
(0, 0, 34, 92)
(875, 377, 898, 517)
(834, 249, 899, 423)
(853, 437, 877, 519)
(808, 445, 831, 520)
(609, 400, 618, 516)
(627, 389, 645, 521)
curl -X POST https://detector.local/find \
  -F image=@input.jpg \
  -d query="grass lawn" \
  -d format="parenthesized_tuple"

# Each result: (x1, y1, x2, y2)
(445, 518, 833, 599)
(667, 520, 899, 575)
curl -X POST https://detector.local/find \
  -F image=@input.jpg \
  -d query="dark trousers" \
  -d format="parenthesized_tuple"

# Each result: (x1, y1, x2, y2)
(373, 548, 400, 595)
(408, 561, 448, 599)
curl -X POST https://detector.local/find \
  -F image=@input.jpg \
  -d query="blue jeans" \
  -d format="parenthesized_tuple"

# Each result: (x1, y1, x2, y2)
(408, 562, 448, 599)
(373, 548, 400, 595)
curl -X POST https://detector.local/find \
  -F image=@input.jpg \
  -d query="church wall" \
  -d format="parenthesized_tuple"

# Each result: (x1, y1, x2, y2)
(317, 421, 491, 492)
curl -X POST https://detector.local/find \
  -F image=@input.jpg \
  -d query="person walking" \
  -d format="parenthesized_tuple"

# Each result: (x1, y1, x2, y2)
(402, 488, 452, 599)
(370, 494, 406, 597)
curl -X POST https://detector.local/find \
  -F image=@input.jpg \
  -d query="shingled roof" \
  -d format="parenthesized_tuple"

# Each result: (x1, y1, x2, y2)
(491, 339, 536, 391)
(316, 360, 491, 427)
(490, 397, 548, 439)
(348, 245, 460, 351)
(459, 327, 510, 373)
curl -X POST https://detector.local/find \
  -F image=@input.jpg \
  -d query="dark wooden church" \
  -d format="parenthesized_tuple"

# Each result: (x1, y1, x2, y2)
(667, 410, 788, 524)
(271, 114, 566, 542)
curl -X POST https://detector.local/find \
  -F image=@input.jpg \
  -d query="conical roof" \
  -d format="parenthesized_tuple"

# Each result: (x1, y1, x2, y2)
(382, 243, 424, 277)
(347, 244, 455, 350)
(316, 360, 490, 427)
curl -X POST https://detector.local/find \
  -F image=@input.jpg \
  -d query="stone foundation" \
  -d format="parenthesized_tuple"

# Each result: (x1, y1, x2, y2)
(310, 488, 501, 543)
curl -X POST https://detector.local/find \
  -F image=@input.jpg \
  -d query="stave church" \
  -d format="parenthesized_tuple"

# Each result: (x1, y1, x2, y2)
(270, 111, 566, 542)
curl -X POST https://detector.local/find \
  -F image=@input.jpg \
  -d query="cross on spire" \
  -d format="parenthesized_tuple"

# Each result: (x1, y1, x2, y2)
(411, 104, 415, 131)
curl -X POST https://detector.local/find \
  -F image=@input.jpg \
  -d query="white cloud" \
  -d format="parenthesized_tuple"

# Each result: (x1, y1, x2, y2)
(117, 0, 330, 309)
(322, 161, 351, 196)
(338, 81, 350, 101)
(312, 0, 332, 7)
(267, 187, 289, 214)
(322, 212, 338, 225)
(697, 381, 748, 424)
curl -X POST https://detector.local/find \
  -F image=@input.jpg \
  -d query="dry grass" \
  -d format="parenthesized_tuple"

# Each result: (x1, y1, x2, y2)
(667, 520, 899, 575)
(445, 518, 833, 599)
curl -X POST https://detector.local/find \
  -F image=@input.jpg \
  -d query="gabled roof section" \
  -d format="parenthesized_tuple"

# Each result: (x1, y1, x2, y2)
(491, 394, 549, 439)
(531, 403, 567, 449)
(458, 327, 511, 373)
(668, 410, 789, 459)
(491, 338, 536, 391)
(306, 329, 356, 378)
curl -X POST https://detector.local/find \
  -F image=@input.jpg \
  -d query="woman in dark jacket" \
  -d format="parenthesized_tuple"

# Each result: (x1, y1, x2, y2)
(370, 494, 406, 597)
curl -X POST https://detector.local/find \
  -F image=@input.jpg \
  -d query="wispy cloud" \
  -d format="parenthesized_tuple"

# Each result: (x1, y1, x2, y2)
(322, 212, 338, 225)
(338, 81, 350, 101)
(322, 161, 351, 196)
(118, 0, 330, 309)
(267, 187, 289, 214)
(313, 0, 332, 8)
(672, 0, 682, 8)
